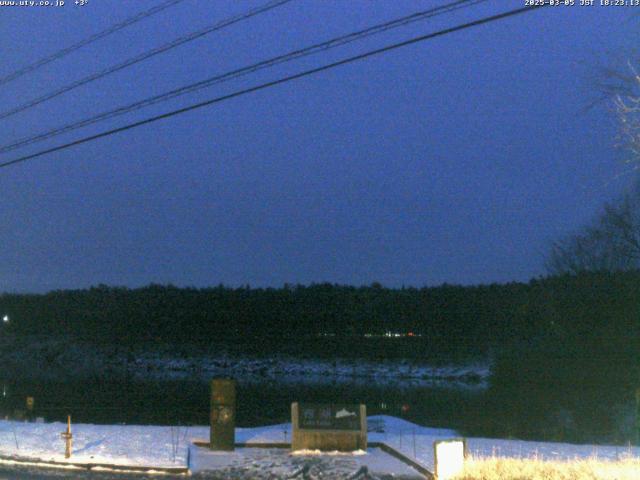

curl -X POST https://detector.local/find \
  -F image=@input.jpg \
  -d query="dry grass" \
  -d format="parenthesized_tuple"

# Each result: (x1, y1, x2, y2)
(454, 455, 640, 480)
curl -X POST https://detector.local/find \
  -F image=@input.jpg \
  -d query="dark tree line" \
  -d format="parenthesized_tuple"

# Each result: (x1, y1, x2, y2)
(0, 274, 637, 364)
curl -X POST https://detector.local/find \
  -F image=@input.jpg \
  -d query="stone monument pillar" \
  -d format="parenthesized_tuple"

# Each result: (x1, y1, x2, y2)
(210, 378, 236, 450)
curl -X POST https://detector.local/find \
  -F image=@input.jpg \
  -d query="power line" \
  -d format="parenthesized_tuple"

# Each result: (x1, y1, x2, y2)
(0, 0, 188, 87)
(0, 4, 546, 171)
(0, 0, 294, 121)
(0, 0, 488, 156)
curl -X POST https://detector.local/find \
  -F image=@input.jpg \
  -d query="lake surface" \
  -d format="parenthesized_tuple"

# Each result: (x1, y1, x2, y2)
(0, 378, 482, 431)
(0, 377, 636, 446)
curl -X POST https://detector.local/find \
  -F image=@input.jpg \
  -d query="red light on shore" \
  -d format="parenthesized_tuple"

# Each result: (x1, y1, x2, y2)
(407, 332, 414, 337)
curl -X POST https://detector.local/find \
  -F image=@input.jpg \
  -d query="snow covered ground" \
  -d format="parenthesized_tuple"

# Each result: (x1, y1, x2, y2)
(190, 447, 422, 479)
(0, 415, 638, 477)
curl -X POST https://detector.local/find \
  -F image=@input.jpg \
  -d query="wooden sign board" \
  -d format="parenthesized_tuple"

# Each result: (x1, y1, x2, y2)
(292, 402, 366, 451)
(299, 404, 361, 431)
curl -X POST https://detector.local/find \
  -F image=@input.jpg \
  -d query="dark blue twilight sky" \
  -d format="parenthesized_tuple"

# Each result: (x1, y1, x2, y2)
(0, 1, 637, 292)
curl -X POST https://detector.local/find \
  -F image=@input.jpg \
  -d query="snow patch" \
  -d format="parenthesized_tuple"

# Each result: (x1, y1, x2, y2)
(0, 415, 636, 475)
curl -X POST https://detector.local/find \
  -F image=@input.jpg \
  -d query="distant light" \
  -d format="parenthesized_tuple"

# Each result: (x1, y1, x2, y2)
(2, 315, 8, 323)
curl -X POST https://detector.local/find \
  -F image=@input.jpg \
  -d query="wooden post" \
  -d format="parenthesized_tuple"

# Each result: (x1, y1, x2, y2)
(61, 415, 72, 458)
(25, 397, 34, 422)
(291, 402, 299, 450)
(636, 388, 640, 446)
(359, 404, 367, 450)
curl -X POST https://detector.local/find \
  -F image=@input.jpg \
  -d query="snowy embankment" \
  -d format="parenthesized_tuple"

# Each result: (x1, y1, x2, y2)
(132, 353, 490, 388)
(0, 337, 490, 387)
(0, 416, 637, 475)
